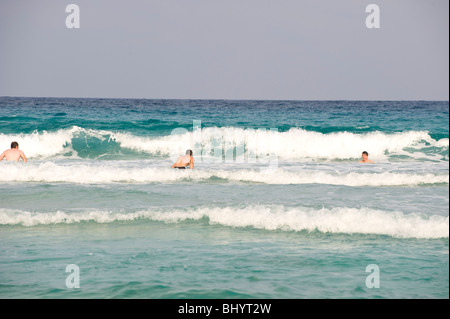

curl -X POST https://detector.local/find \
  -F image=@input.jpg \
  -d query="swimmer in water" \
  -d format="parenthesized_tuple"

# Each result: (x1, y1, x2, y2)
(172, 149, 194, 169)
(358, 151, 374, 163)
(0, 141, 27, 163)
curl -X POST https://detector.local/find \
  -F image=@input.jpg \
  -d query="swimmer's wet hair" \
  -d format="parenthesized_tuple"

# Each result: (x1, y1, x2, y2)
(362, 151, 369, 156)
(186, 149, 193, 156)
(11, 141, 18, 149)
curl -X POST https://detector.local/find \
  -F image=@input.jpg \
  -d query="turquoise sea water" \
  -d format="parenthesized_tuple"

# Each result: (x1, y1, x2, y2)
(0, 97, 448, 299)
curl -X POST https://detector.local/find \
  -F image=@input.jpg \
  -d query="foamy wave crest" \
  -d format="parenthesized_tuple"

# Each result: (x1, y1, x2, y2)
(0, 163, 447, 186)
(1, 206, 448, 239)
(107, 127, 449, 161)
(435, 138, 449, 147)
(1, 126, 447, 161)
(0, 127, 80, 158)
(0, 126, 128, 159)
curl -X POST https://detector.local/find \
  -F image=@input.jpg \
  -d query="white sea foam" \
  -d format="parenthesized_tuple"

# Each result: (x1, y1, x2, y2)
(113, 127, 446, 161)
(0, 206, 447, 239)
(435, 138, 449, 147)
(0, 126, 447, 161)
(0, 163, 447, 186)
(0, 127, 80, 158)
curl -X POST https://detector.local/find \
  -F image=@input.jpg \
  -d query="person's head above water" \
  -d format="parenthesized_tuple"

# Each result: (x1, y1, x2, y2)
(11, 141, 18, 149)
(186, 149, 193, 156)
(361, 151, 369, 160)
(359, 151, 374, 163)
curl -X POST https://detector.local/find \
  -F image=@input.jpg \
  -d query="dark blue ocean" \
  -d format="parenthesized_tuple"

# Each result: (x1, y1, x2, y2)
(0, 97, 448, 298)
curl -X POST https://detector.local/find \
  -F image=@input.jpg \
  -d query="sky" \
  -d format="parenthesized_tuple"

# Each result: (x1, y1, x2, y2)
(0, 0, 448, 100)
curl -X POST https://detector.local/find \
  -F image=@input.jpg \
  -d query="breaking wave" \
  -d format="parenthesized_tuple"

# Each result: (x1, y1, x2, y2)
(0, 162, 448, 186)
(1, 205, 447, 239)
(0, 126, 448, 161)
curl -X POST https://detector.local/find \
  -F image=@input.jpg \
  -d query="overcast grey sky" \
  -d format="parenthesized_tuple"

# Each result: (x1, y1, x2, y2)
(0, 0, 448, 100)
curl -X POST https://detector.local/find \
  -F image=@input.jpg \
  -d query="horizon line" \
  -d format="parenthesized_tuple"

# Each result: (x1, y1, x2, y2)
(0, 95, 449, 102)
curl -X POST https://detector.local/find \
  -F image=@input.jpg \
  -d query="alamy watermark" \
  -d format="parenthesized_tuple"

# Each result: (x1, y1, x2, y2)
(65, 4, 80, 29)
(64, 263, 381, 291)
(65, 264, 80, 288)
(365, 264, 380, 288)
(65, 4, 380, 30)
(170, 120, 279, 172)
(366, 4, 381, 29)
